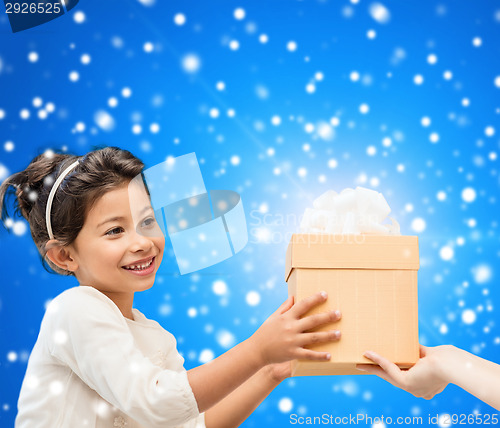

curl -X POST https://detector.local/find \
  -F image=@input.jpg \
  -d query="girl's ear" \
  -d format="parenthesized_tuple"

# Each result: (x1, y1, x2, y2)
(45, 240, 78, 273)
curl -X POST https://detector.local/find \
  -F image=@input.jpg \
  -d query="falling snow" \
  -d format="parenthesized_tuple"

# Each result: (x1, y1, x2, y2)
(181, 54, 201, 73)
(174, 13, 186, 26)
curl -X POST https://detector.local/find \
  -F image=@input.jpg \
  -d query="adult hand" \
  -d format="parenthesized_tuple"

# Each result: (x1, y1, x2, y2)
(357, 345, 450, 399)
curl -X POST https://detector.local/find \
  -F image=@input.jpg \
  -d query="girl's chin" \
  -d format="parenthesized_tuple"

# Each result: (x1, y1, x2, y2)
(126, 274, 157, 292)
(136, 281, 155, 292)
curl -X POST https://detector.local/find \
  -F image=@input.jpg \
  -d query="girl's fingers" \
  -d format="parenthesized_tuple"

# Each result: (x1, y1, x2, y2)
(296, 348, 332, 361)
(278, 296, 295, 315)
(299, 330, 341, 346)
(290, 291, 328, 318)
(363, 351, 403, 385)
(298, 309, 341, 331)
(273, 296, 294, 317)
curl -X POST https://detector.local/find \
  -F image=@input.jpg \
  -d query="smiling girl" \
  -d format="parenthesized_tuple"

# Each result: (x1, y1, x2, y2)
(1, 147, 342, 428)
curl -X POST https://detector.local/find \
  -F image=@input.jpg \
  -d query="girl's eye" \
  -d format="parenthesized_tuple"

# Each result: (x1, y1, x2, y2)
(105, 227, 124, 236)
(141, 217, 156, 228)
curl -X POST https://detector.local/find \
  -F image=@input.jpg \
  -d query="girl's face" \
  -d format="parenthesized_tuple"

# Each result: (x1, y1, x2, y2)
(68, 180, 165, 296)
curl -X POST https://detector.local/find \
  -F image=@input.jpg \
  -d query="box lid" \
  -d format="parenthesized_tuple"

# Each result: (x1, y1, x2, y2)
(285, 234, 419, 282)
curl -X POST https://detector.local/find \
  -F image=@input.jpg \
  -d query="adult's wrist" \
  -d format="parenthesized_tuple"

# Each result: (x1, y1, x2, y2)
(433, 345, 458, 384)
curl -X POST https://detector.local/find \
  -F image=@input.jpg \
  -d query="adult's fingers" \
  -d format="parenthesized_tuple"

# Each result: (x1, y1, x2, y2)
(298, 310, 341, 331)
(290, 291, 328, 318)
(299, 330, 341, 346)
(356, 364, 388, 378)
(356, 364, 399, 386)
(418, 344, 428, 358)
(363, 351, 404, 385)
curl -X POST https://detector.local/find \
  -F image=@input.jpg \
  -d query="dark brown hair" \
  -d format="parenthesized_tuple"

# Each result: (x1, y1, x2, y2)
(0, 146, 144, 275)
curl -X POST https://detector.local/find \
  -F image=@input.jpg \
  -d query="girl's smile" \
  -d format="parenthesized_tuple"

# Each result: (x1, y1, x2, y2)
(122, 255, 157, 275)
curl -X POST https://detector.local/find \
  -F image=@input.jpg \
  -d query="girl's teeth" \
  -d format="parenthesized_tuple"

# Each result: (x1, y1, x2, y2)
(125, 259, 153, 270)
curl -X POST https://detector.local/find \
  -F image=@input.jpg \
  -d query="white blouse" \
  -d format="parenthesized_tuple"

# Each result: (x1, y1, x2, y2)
(16, 286, 205, 428)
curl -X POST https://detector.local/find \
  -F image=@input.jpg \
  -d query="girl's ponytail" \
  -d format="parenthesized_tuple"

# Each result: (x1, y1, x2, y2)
(0, 151, 77, 275)
(0, 152, 72, 223)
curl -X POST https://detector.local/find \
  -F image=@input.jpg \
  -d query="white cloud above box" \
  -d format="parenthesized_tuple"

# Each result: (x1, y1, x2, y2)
(300, 187, 400, 235)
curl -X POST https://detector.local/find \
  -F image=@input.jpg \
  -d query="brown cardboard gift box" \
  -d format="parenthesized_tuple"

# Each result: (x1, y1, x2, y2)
(285, 233, 420, 376)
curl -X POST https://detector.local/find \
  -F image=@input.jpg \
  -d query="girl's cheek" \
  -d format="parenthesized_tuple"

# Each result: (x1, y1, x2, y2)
(151, 235, 165, 251)
(158, 236, 166, 251)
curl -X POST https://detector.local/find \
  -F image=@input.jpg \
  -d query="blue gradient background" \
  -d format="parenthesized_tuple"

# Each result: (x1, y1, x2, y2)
(1, 1, 499, 427)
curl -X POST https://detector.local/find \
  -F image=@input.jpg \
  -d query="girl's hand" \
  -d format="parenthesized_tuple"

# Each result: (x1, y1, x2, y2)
(356, 345, 450, 399)
(252, 291, 342, 366)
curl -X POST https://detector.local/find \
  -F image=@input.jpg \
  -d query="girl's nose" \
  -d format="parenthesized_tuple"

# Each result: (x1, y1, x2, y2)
(129, 230, 154, 252)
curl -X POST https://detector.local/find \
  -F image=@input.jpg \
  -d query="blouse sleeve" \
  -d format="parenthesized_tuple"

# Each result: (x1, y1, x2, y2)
(44, 287, 200, 428)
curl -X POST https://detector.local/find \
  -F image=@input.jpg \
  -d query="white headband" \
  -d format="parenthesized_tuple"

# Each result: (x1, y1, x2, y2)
(45, 160, 80, 240)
